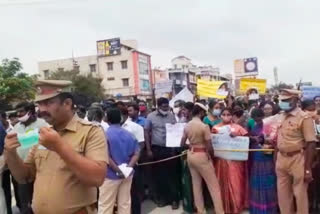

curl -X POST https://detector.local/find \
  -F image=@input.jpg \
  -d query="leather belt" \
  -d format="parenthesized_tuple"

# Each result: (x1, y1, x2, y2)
(280, 149, 303, 157)
(189, 147, 207, 153)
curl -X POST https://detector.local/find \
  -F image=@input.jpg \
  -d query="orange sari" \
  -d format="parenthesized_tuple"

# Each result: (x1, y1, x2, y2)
(212, 123, 249, 214)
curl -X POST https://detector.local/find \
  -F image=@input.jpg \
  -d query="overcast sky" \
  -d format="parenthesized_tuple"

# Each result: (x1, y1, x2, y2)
(1, 0, 320, 85)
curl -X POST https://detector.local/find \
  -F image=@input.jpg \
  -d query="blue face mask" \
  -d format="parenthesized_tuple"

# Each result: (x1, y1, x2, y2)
(279, 101, 291, 111)
(212, 109, 221, 116)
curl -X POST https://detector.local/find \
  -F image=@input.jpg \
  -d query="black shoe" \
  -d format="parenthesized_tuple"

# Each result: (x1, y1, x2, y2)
(171, 201, 179, 210)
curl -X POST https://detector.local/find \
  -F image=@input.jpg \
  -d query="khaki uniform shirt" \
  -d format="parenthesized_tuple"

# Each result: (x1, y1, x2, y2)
(277, 108, 317, 152)
(184, 117, 211, 147)
(25, 116, 108, 214)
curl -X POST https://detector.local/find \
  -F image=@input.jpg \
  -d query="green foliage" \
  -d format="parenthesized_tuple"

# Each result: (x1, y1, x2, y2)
(48, 69, 105, 107)
(0, 58, 35, 109)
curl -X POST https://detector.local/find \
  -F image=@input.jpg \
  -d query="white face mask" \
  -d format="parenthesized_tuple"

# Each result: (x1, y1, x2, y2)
(159, 109, 168, 116)
(18, 112, 30, 122)
(173, 107, 180, 115)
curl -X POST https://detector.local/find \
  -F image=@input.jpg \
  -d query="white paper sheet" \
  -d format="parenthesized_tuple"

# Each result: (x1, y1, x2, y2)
(118, 164, 133, 178)
(166, 123, 186, 147)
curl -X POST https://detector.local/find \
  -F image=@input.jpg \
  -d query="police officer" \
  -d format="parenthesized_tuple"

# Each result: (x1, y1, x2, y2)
(276, 89, 317, 214)
(4, 80, 108, 214)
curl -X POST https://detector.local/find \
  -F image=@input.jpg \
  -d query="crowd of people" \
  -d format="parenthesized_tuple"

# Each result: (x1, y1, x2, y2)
(0, 79, 320, 214)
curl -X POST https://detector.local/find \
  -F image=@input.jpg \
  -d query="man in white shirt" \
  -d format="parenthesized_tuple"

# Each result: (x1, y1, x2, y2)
(87, 105, 109, 132)
(12, 102, 49, 214)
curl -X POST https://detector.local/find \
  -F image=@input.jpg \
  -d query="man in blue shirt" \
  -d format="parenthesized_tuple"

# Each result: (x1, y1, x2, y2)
(98, 108, 140, 214)
(128, 103, 146, 128)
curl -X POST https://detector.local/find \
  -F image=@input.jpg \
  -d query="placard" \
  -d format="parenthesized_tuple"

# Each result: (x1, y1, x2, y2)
(166, 123, 186, 147)
(239, 78, 267, 94)
(212, 134, 250, 161)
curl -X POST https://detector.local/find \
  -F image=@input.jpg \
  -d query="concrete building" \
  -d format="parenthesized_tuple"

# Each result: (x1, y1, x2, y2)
(167, 56, 230, 94)
(38, 40, 152, 100)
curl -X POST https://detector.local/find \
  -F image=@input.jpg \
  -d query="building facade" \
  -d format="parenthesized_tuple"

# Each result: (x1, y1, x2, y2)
(38, 40, 152, 100)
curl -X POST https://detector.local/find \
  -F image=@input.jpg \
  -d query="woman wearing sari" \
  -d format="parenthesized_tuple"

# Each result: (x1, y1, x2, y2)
(212, 108, 248, 214)
(203, 100, 222, 129)
(248, 107, 278, 214)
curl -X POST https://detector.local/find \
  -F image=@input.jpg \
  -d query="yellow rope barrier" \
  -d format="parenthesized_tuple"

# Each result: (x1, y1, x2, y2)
(137, 148, 320, 166)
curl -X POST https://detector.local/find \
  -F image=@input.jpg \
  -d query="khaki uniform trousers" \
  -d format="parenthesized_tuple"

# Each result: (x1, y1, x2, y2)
(187, 151, 224, 214)
(98, 176, 133, 214)
(276, 152, 308, 214)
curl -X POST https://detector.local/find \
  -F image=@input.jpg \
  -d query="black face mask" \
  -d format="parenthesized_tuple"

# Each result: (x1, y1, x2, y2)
(233, 110, 244, 118)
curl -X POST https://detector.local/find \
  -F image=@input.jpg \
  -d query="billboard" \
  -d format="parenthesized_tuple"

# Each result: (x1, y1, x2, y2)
(234, 57, 258, 78)
(96, 38, 121, 57)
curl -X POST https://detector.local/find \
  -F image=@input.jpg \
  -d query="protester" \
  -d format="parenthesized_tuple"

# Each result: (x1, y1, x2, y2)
(260, 101, 277, 118)
(87, 104, 109, 131)
(0, 153, 6, 214)
(301, 99, 320, 213)
(11, 102, 49, 214)
(181, 103, 224, 214)
(5, 80, 107, 214)
(118, 105, 145, 214)
(0, 112, 12, 133)
(138, 100, 148, 118)
(128, 103, 146, 127)
(98, 108, 140, 214)
(203, 100, 222, 128)
(248, 108, 278, 214)
(144, 97, 180, 209)
(0, 121, 9, 214)
(76, 105, 87, 119)
(183, 102, 194, 122)
(232, 102, 249, 128)
(8, 112, 19, 128)
(314, 96, 320, 111)
(276, 89, 317, 214)
(212, 108, 249, 214)
(173, 100, 187, 123)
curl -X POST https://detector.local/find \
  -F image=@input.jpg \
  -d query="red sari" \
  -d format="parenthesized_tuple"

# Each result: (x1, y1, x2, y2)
(212, 123, 249, 214)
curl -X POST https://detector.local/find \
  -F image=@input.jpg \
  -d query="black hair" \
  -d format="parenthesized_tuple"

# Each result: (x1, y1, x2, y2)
(221, 108, 233, 115)
(15, 102, 36, 115)
(8, 112, 17, 118)
(184, 102, 194, 112)
(192, 104, 205, 116)
(116, 101, 126, 108)
(107, 108, 122, 124)
(128, 103, 139, 112)
(0, 111, 7, 120)
(174, 100, 185, 107)
(157, 97, 169, 107)
(208, 100, 218, 109)
(251, 108, 264, 119)
(119, 106, 129, 116)
(260, 101, 278, 115)
(314, 96, 320, 101)
(301, 100, 315, 110)
(88, 107, 104, 122)
(57, 92, 74, 108)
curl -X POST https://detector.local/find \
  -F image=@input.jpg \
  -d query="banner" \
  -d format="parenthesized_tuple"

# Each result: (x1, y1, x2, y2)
(97, 38, 121, 57)
(169, 87, 194, 108)
(211, 134, 250, 161)
(166, 123, 186, 147)
(302, 86, 320, 100)
(197, 79, 227, 99)
(239, 78, 267, 94)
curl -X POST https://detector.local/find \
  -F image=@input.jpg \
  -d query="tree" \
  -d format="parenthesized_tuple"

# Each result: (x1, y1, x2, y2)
(0, 58, 35, 110)
(48, 69, 105, 107)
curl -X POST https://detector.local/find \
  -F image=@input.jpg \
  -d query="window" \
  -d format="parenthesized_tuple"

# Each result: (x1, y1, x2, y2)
(107, 77, 115, 81)
(121, 60, 128, 69)
(89, 64, 96, 72)
(140, 79, 150, 91)
(43, 70, 49, 79)
(57, 67, 64, 72)
(122, 78, 129, 87)
(107, 62, 113, 71)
